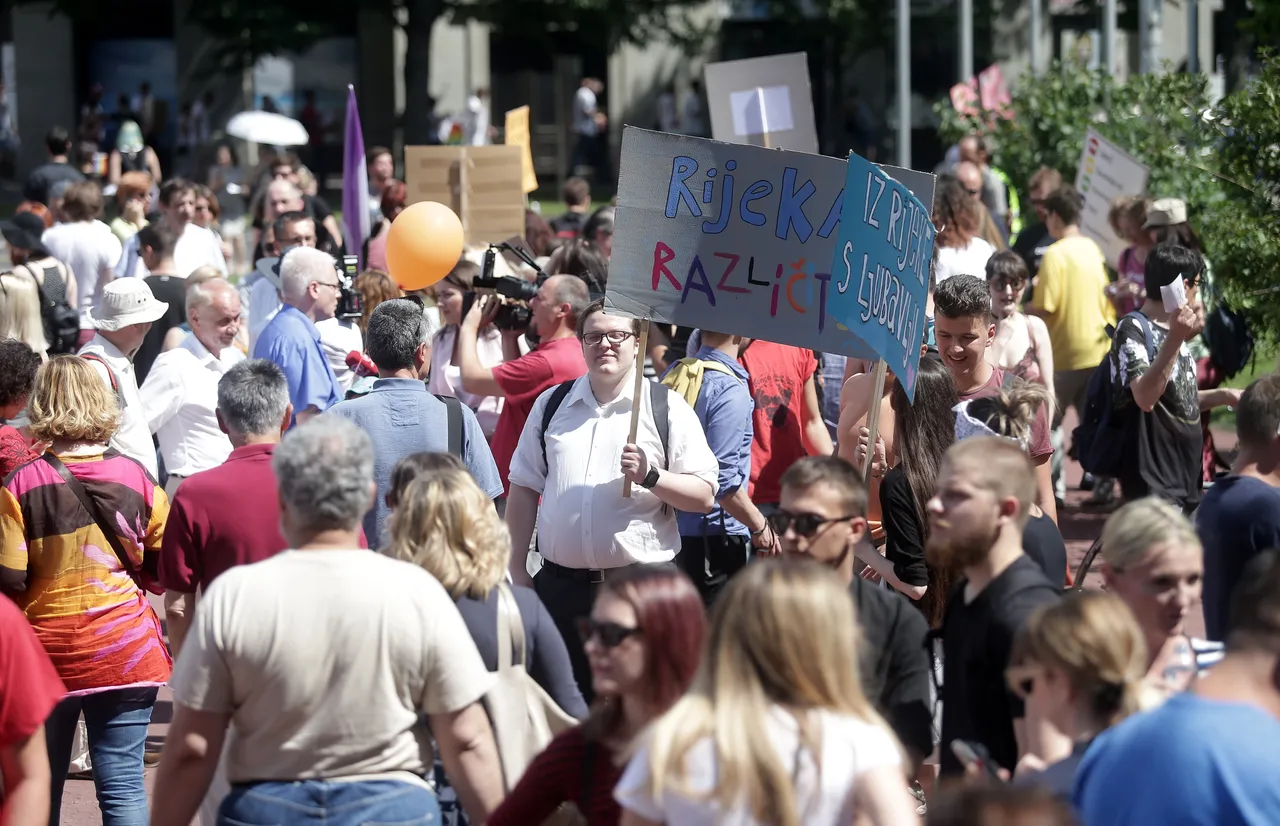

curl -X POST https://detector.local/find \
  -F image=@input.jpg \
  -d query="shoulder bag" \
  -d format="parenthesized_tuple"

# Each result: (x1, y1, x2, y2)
(41, 453, 143, 589)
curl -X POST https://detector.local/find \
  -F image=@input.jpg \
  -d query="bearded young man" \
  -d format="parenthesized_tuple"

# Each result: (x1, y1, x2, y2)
(929, 437, 1060, 778)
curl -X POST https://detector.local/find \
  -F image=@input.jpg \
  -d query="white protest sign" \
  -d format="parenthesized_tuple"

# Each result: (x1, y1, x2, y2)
(605, 128, 935, 362)
(1076, 129, 1150, 268)
(705, 53, 818, 154)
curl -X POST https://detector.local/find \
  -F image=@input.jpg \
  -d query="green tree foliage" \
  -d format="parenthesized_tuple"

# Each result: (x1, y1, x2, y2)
(937, 60, 1280, 343)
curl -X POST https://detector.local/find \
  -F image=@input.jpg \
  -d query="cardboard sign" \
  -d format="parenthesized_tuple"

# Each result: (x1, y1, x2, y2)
(704, 53, 818, 154)
(404, 145, 525, 246)
(829, 153, 937, 401)
(504, 105, 538, 194)
(1076, 129, 1150, 268)
(605, 128, 935, 362)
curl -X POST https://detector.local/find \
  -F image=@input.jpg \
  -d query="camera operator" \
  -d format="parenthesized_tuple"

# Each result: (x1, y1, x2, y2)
(457, 273, 589, 499)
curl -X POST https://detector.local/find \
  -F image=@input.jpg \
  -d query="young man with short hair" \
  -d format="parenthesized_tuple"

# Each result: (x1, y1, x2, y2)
(550, 177, 591, 239)
(1111, 243, 1241, 513)
(1195, 373, 1280, 641)
(930, 438, 1061, 777)
(506, 299, 717, 695)
(933, 274, 1057, 523)
(776, 455, 933, 772)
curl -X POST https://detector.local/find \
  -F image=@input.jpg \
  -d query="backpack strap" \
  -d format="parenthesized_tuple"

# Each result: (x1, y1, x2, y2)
(80, 353, 121, 395)
(433, 393, 464, 457)
(539, 380, 577, 470)
(41, 453, 142, 589)
(649, 380, 669, 470)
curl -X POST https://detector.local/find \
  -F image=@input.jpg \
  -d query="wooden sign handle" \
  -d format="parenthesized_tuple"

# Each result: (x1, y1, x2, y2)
(622, 322, 652, 499)
(862, 360, 888, 487)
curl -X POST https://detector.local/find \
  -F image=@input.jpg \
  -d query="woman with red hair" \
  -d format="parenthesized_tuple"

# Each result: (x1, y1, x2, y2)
(364, 180, 407, 273)
(487, 565, 706, 826)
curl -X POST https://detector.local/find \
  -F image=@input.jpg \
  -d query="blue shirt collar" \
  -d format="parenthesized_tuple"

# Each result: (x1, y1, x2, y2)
(370, 377, 428, 392)
(692, 345, 750, 380)
(279, 304, 322, 341)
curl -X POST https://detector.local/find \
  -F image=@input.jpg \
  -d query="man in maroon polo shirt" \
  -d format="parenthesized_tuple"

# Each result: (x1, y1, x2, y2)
(457, 274, 589, 499)
(159, 359, 293, 657)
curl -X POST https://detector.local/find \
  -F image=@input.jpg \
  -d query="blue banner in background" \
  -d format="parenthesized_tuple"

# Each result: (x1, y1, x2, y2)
(828, 153, 936, 401)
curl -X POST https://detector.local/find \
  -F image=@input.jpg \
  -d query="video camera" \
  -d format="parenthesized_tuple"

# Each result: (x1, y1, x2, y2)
(269, 247, 363, 323)
(468, 242, 604, 332)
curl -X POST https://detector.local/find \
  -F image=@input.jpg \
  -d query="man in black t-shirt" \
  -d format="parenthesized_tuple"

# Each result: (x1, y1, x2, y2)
(775, 455, 933, 771)
(23, 126, 85, 206)
(932, 437, 1060, 778)
(134, 224, 190, 383)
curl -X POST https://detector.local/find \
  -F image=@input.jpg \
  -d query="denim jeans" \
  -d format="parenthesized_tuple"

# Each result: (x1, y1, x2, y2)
(45, 687, 158, 826)
(219, 779, 440, 826)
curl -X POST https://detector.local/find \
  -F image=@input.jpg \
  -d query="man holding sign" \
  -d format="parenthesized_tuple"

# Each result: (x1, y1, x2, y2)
(506, 300, 718, 696)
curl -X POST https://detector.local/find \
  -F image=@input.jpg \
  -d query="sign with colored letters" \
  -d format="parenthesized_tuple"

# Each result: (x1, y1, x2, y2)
(829, 152, 937, 401)
(605, 128, 937, 369)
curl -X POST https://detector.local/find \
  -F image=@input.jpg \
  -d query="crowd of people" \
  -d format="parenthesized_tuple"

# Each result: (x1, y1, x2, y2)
(0, 115, 1278, 826)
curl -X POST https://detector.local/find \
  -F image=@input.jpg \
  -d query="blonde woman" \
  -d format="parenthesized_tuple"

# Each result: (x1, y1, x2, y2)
(0, 356, 170, 826)
(615, 559, 918, 826)
(1100, 498, 1222, 698)
(388, 460, 586, 718)
(0, 270, 50, 355)
(1005, 592, 1148, 797)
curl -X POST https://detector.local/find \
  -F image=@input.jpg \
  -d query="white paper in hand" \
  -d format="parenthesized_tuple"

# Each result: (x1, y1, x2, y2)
(1160, 278, 1188, 314)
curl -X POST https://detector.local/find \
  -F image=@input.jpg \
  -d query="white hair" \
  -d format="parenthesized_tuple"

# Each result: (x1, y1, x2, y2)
(280, 247, 336, 305)
(274, 416, 374, 532)
(267, 178, 302, 202)
(185, 277, 238, 316)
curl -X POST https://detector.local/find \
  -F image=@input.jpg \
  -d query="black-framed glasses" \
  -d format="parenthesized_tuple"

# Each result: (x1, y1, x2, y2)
(576, 617, 642, 649)
(316, 280, 342, 291)
(767, 510, 857, 539)
(582, 330, 636, 348)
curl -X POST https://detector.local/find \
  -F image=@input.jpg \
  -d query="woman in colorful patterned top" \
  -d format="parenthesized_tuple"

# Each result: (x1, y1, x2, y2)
(0, 355, 170, 826)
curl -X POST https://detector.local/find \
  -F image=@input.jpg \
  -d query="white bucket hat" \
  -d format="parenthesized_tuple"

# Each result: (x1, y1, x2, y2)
(90, 279, 170, 331)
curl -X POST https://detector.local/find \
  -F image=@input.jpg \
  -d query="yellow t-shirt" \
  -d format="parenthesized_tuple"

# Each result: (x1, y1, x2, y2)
(1030, 235, 1116, 371)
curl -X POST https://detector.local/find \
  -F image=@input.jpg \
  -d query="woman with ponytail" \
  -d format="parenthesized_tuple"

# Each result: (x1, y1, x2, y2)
(1005, 592, 1149, 798)
(954, 379, 1070, 587)
(615, 559, 918, 826)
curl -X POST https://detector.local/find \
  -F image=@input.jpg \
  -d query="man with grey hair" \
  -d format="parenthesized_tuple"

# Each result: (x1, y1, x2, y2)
(159, 358, 295, 658)
(458, 273, 589, 498)
(154, 417, 505, 826)
(141, 277, 244, 495)
(252, 245, 342, 425)
(330, 298, 501, 548)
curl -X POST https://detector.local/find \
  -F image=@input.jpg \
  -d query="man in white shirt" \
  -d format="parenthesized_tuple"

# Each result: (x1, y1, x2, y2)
(117, 178, 228, 279)
(140, 278, 245, 495)
(506, 298, 718, 696)
(79, 279, 171, 478)
(41, 180, 122, 331)
(569, 77, 608, 184)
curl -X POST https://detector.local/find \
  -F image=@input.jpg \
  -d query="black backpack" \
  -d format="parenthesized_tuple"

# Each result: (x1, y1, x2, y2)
(1073, 312, 1154, 478)
(35, 264, 79, 355)
(1202, 282, 1254, 379)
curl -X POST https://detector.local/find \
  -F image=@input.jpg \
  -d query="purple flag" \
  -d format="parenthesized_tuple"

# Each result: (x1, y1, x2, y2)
(342, 84, 371, 268)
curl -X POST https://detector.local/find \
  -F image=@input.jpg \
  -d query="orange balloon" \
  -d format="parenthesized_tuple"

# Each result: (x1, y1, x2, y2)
(385, 201, 465, 291)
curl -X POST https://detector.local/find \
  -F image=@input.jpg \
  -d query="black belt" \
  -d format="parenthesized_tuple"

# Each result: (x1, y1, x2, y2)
(540, 559, 637, 584)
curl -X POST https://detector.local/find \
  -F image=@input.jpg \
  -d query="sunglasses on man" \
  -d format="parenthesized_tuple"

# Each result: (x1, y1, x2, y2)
(767, 510, 858, 539)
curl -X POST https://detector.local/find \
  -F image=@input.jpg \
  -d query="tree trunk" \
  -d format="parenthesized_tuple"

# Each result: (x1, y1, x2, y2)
(403, 0, 445, 145)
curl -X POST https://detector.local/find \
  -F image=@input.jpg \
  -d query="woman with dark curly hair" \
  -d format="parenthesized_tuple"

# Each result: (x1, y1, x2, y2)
(933, 177, 994, 285)
(0, 338, 43, 476)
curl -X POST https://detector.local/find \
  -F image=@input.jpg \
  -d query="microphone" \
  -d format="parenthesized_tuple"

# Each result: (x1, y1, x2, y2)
(346, 351, 378, 378)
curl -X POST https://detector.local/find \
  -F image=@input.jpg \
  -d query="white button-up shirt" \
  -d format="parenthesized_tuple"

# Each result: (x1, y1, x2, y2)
(508, 372, 718, 569)
(139, 334, 244, 477)
(79, 334, 158, 479)
(115, 222, 228, 280)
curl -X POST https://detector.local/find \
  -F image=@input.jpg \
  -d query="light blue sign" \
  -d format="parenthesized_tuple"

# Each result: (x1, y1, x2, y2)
(828, 153, 936, 401)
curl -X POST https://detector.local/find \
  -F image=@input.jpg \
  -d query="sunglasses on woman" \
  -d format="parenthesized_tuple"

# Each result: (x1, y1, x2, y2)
(576, 617, 642, 649)
(767, 510, 856, 539)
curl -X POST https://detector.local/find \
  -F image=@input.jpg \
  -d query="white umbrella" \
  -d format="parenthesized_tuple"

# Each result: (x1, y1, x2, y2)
(226, 111, 310, 146)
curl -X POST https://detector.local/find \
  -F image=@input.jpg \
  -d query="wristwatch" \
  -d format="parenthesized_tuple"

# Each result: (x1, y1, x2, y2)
(639, 467, 661, 489)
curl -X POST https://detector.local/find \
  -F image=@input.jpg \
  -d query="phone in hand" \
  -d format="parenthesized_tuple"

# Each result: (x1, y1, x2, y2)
(951, 739, 1004, 782)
